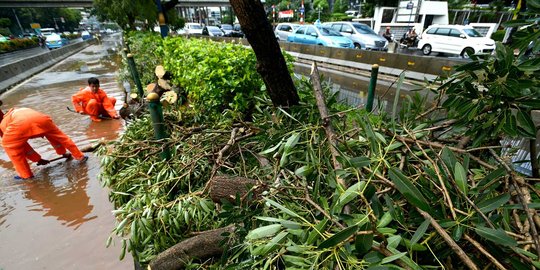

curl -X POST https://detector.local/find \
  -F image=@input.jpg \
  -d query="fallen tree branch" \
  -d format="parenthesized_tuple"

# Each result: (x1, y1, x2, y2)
(417, 208, 479, 270)
(489, 149, 540, 258)
(464, 234, 507, 270)
(148, 225, 235, 270)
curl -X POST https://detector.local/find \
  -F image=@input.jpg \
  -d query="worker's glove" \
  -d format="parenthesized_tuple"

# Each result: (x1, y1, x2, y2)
(37, 159, 50, 166)
(112, 115, 120, 119)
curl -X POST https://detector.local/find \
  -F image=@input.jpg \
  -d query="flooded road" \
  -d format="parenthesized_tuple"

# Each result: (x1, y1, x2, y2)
(0, 33, 133, 269)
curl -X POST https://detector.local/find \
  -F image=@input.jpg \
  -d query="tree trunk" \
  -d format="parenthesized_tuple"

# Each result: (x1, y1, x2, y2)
(208, 175, 265, 204)
(148, 225, 235, 270)
(229, 0, 299, 107)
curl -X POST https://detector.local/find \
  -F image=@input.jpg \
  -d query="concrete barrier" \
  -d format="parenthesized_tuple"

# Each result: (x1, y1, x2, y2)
(0, 39, 95, 94)
(209, 36, 467, 82)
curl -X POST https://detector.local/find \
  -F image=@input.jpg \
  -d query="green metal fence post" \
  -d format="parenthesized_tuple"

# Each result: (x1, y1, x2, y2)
(126, 53, 144, 98)
(146, 92, 170, 160)
(366, 64, 379, 112)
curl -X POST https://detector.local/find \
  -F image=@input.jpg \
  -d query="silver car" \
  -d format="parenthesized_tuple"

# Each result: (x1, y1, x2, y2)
(323, 22, 388, 50)
(275, 23, 300, 41)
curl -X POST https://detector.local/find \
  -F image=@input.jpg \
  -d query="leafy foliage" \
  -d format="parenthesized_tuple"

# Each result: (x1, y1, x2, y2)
(103, 29, 540, 269)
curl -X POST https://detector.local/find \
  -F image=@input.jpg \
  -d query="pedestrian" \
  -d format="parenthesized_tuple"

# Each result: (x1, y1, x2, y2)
(0, 105, 88, 180)
(72, 77, 120, 122)
(382, 26, 394, 43)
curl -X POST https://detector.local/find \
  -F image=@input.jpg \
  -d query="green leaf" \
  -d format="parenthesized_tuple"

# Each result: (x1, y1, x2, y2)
(284, 132, 301, 151)
(410, 219, 430, 246)
(381, 252, 407, 264)
(502, 19, 530, 27)
(246, 224, 282, 240)
(516, 109, 536, 137)
(294, 165, 313, 177)
(318, 225, 358, 249)
(307, 218, 328, 245)
(335, 181, 366, 212)
(454, 162, 468, 195)
(474, 226, 517, 247)
(349, 156, 371, 168)
(377, 212, 393, 228)
(477, 194, 511, 213)
(355, 224, 373, 256)
(517, 58, 540, 72)
(265, 198, 301, 218)
(388, 167, 430, 212)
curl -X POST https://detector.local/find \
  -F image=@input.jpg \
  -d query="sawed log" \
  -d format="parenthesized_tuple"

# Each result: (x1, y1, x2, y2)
(207, 175, 265, 204)
(148, 225, 235, 270)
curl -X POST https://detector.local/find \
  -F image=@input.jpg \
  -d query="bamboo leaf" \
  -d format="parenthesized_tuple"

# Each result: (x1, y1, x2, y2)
(355, 224, 373, 256)
(410, 219, 430, 246)
(335, 181, 366, 212)
(388, 167, 430, 212)
(381, 252, 407, 264)
(265, 198, 301, 218)
(246, 224, 282, 240)
(477, 194, 511, 213)
(349, 156, 371, 168)
(317, 225, 358, 249)
(454, 162, 468, 195)
(474, 226, 517, 247)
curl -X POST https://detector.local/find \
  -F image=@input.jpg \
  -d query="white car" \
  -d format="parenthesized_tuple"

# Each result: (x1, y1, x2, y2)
(417, 24, 495, 58)
(274, 23, 300, 41)
(183, 23, 203, 35)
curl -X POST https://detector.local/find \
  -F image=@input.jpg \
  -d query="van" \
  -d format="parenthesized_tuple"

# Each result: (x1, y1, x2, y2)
(322, 22, 388, 50)
(417, 24, 495, 58)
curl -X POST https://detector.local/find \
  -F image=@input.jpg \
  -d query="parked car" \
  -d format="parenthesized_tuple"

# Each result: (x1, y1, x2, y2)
(287, 25, 354, 49)
(202, 26, 224, 37)
(183, 23, 203, 35)
(219, 24, 234, 35)
(323, 22, 387, 50)
(81, 31, 92, 40)
(274, 23, 300, 41)
(0, 34, 10, 42)
(45, 33, 68, 49)
(417, 24, 495, 58)
(229, 24, 244, 38)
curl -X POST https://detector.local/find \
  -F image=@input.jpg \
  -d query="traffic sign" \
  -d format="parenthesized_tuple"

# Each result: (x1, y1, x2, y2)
(30, 23, 41, 29)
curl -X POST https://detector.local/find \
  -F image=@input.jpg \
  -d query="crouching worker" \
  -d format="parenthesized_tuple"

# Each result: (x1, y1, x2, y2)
(0, 107, 87, 180)
(72, 77, 120, 122)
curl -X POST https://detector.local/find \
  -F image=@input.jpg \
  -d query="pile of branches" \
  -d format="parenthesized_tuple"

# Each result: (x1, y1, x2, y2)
(99, 64, 539, 269)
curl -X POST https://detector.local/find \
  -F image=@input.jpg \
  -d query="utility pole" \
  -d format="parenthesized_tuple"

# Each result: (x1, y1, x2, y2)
(12, 9, 24, 35)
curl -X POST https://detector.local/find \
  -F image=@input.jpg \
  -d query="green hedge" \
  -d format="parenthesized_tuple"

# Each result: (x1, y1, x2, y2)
(0, 37, 37, 53)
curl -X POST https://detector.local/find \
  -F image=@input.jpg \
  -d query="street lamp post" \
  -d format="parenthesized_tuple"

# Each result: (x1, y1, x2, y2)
(317, 6, 322, 20)
(406, 0, 414, 30)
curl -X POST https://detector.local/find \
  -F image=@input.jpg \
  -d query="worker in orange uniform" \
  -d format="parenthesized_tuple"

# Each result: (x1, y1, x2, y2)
(72, 77, 120, 122)
(0, 106, 88, 180)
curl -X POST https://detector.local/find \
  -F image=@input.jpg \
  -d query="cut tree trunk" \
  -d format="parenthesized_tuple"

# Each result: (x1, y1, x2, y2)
(208, 175, 265, 204)
(148, 225, 235, 270)
(229, 0, 299, 107)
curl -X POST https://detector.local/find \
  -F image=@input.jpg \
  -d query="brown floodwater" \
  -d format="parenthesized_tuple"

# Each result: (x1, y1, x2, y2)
(0, 34, 133, 269)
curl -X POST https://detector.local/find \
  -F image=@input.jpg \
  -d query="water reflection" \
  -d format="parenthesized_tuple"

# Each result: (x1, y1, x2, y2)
(24, 160, 95, 229)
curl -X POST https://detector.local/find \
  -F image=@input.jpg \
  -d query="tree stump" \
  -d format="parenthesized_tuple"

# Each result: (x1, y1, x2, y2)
(207, 175, 265, 204)
(148, 225, 235, 270)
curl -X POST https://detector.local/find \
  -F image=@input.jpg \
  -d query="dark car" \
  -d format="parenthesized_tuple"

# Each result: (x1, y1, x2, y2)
(228, 24, 244, 38)
(202, 26, 224, 37)
(219, 24, 233, 35)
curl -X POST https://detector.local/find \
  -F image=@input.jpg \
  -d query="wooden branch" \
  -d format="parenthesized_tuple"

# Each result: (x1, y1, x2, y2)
(464, 234, 507, 270)
(207, 175, 265, 204)
(148, 225, 235, 270)
(417, 208, 479, 270)
(489, 149, 540, 258)
(310, 62, 346, 187)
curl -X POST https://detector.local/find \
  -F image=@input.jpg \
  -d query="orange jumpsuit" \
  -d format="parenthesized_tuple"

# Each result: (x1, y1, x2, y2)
(0, 108, 84, 179)
(71, 86, 118, 121)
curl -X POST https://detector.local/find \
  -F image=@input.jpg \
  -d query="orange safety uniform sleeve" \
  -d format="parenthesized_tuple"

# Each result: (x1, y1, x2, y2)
(0, 108, 84, 178)
(97, 88, 118, 118)
(71, 87, 87, 113)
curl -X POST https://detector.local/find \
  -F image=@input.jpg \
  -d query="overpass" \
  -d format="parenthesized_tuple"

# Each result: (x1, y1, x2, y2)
(0, 0, 231, 8)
